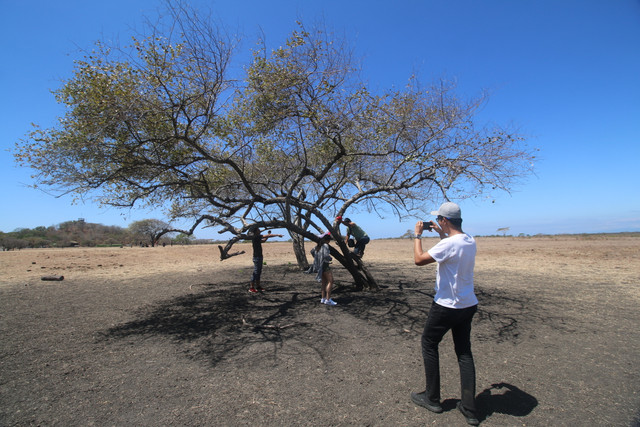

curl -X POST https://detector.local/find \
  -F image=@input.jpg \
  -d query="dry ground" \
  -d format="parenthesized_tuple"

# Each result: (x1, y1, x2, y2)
(1, 235, 639, 426)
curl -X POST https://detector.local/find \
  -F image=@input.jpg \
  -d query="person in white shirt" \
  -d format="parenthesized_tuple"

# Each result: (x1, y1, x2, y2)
(410, 202, 480, 426)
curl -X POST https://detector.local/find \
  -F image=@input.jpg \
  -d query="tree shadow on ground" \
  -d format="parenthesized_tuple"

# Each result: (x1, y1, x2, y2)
(352, 261, 574, 344)
(98, 264, 563, 367)
(474, 286, 530, 343)
(98, 279, 337, 367)
(331, 269, 537, 345)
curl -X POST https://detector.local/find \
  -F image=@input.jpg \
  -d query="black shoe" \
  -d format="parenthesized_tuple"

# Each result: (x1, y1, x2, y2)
(410, 391, 443, 413)
(457, 401, 480, 425)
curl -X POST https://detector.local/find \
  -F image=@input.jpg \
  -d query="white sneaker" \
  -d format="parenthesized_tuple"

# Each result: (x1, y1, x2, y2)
(320, 298, 327, 304)
(325, 299, 337, 306)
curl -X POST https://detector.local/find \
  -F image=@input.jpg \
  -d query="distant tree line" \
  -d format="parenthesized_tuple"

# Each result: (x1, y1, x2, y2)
(0, 219, 212, 250)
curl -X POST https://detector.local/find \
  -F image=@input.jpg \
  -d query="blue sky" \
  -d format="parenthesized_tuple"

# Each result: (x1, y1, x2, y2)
(1, 0, 639, 239)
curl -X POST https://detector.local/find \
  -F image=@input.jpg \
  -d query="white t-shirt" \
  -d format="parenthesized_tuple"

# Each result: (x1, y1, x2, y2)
(427, 233, 478, 309)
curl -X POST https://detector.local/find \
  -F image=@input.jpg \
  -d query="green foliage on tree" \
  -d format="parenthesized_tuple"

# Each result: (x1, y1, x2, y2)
(0, 220, 131, 249)
(13, 2, 536, 288)
(173, 233, 196, 245)
(0, 219, 199, 249)
(128, 219, 173, 247)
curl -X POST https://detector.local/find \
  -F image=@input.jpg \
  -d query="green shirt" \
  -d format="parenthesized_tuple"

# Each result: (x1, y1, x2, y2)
(347, 223, 367, 240)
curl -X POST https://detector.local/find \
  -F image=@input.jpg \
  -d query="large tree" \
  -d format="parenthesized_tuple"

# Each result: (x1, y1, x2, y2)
(129, 219, 171, 247)
(14, 3, 535, 289)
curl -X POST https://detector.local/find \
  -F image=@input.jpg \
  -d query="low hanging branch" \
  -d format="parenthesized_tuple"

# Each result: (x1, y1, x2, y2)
(218, 246, 245, 260)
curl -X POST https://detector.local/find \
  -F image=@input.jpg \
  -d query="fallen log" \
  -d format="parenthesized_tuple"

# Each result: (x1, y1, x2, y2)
(41, 275, 64, 281)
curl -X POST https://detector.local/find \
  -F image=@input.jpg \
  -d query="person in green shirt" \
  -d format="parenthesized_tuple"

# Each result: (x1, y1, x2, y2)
(339, 217, 370, 258)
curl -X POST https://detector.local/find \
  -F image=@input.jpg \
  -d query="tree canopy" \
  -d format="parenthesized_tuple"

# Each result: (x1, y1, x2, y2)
(129, 219, 173, 247)
(14, 2, 535, 288)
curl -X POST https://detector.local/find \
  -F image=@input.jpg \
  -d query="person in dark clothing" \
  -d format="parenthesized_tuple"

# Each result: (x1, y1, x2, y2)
(249, 228, 283, 293)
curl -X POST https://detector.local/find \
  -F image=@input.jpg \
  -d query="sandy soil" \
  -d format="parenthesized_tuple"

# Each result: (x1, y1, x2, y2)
(1, 235, 639, 426)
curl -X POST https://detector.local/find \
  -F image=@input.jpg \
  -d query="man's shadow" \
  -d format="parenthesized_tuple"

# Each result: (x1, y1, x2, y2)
(472, 382, 538, 421)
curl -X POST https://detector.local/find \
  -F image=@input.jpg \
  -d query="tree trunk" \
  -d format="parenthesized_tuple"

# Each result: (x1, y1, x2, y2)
(290, 232, 309, 270)
(357, 258, 378, 289)
(289, 212, 310, 270)
(334, 244, 378, 290)
(345, 259, 377, 290)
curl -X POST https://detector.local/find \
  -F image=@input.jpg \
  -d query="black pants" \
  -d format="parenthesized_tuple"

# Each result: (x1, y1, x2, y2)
(421, 301, 478, 412)
(354, 236, 370, 256)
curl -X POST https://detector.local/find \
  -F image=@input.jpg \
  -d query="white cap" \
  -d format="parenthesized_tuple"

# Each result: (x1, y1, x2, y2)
(431, 202, 462, 219)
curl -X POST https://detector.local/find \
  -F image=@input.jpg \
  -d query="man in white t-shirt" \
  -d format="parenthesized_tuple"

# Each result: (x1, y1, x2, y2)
(410, 202, 480, 426)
